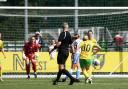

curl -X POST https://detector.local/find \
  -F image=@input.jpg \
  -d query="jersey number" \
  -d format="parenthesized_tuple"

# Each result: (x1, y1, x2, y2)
(82, 44, 91, 52)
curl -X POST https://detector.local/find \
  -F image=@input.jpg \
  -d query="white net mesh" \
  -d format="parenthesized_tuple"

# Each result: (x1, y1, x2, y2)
(0, 7, 128, 78)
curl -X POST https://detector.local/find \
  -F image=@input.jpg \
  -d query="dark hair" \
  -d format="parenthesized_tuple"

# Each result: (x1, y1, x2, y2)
(74, 33, 79, 37)
(72, 33, 79, 40)
(116, 32, 119, 34)
(88, 30, 93, 34)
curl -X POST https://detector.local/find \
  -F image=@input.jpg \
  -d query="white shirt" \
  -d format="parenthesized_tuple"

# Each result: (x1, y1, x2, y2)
(36, 39, 40, 44)
(72, 38, 82, 54)
(49, 45, 57, 59)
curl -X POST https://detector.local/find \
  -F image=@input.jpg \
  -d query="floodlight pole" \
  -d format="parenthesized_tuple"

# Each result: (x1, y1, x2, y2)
(74, 0, 78, 33)
(24, 0, 28, 42)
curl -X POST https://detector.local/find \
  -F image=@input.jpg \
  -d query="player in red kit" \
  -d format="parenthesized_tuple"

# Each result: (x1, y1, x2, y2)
(113, 32, 124, 51)
(23, 36, 40, 79)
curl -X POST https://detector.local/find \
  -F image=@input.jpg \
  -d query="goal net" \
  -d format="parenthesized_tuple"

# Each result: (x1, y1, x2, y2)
(0, 7, 128, 78)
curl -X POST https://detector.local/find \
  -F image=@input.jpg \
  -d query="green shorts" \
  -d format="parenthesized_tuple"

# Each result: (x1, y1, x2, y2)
(80, 59, 92, 68)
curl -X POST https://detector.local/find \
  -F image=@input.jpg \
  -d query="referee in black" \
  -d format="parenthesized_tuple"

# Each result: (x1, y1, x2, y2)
(52, 22, 78, 85)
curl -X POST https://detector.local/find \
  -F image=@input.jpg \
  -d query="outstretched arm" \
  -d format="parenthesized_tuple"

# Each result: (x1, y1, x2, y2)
(49, 41, 61, 54)
(93, 44, 101, 55)
(1, 48, 6, 58)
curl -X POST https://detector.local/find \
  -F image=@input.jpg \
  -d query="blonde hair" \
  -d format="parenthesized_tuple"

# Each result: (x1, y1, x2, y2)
(63, 22, 69, 29)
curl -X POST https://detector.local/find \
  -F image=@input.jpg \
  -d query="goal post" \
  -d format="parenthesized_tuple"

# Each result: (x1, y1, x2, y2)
(1, 6, 128, 9)
(0, 0, 7, 2)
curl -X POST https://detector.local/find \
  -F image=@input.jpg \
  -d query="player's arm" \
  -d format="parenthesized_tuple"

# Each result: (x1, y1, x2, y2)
(22, 44, 27, 60)
(49, 33, 63, 53)
(49, 43, 58, 54)
(79, 41, 84, 48)
(56, 41, 61, 47)
(48, 46, 51, 54)
(76, 42, 81, 52)
(1, 48, 6, 58)
(92, 44, 101, 55)
(69, 42, 74, 54)
(35, 44, 40, 60)
(72, 45, 75, 54)
(56, 32, 64, 47)
(22, 48, 26, 60)
(1, 42, 6, 58)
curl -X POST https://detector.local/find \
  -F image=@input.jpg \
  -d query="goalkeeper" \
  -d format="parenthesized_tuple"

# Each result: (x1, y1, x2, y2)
(0, 33, 6, 82)
(79, 30, 101, 84)
(23, 36, 40, 79)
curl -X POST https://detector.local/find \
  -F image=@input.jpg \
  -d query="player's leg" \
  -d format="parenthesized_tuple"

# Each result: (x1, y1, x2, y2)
(70, 54, 75, 76)
(31, 59, 37, 78)
(62, 66, 77, 85)
(80, 59, 92, 84)
(85, 66, 93, 84)
(25, 58, 30, 79)
(62, 53, 75, 82)
(62, 64, 74, 82)
(86, 66, 93, 78)
(53, 64, 63, 85)
(53, 52, 72, 85)
(68, 53, 74, 77)
(76, 63, 81, 81)
(63, 53, 80, 82)
(53, 51, 77, 85)
(85, 60, 92, 84)
(62, 54, 75, 82)
(60, 52, 78, 85)
(74, 53, 81, 80)
(0, 65, 3, 81)
(63, 53, 79, 81)
(80, 59, 88, 78)
(82, 68, 89, 80)
(53, 52, 63, 85)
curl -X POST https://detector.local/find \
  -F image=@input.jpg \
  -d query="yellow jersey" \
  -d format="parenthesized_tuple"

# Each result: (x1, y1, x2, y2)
(0, 40, 4, 50)
(80, 40, 96, 60)
(90, 38, 97, 44)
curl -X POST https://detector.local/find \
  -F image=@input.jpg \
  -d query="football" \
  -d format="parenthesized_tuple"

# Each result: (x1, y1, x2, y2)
(93, 59, 100, 66)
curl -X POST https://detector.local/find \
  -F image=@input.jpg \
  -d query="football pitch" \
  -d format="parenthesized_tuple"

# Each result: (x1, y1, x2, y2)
(0, 78, 128, 89)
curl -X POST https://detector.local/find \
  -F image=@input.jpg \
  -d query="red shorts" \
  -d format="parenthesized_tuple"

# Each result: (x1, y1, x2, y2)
(26, 54, 35, 60)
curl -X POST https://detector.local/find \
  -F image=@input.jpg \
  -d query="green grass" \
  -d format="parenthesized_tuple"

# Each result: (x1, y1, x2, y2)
(0, 78, 128, 89)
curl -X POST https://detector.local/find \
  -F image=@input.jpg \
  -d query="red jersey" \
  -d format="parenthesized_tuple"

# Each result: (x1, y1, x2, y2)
(114, 35, 123, 46)
(24, 42, 39, 56)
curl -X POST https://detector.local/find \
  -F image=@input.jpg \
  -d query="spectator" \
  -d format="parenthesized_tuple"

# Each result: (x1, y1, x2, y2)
(113, 32, 124, 51)
(34, 32, 43, 51)
(48, 39, 57, 60)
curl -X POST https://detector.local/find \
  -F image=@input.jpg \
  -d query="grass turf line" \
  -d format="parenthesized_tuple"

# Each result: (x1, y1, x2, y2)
(0, 78, 128, 89)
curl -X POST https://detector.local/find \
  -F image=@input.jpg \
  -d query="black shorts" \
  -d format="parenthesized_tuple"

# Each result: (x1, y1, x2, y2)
(57, 49, 69, 64)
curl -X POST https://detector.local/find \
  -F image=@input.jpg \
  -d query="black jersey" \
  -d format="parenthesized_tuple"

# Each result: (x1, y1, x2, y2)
(58, 31, 72, 50)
